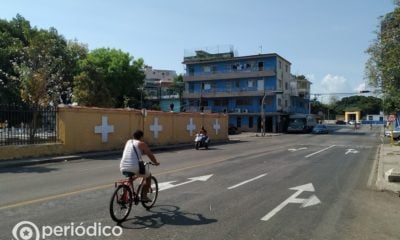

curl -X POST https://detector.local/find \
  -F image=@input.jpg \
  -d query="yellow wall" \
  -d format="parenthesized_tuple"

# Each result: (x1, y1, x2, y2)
(344, 111, 361, 123)
(0, 106, 228, 160)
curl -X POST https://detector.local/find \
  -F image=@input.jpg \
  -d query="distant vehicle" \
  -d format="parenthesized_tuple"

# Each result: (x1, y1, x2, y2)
(336, 120, 346, 125)
(348, 120, 355, 125)
(312, 124, 329, 134)
(287, 114, 317, 133)
(384, 127, 400, 140)
(228, 124, 238, 135)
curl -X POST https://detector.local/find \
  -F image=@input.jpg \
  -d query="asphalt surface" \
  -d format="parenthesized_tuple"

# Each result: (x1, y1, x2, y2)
(1, 125, 399, 240)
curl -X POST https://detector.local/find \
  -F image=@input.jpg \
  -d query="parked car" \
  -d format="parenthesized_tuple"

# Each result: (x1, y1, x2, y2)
(384, 127, 400, 140)
(312, 124, 329, 134)
(228, 124, 238, 135)
(336, 120, 346, 125)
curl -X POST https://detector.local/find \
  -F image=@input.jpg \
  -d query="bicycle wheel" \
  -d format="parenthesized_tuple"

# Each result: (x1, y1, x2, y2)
(140, 176, 158, 209)
(109, 185, 132, 222)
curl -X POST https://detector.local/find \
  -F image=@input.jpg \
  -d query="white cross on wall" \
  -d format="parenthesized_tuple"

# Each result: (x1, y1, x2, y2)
(186, 118, 196, 136)
(213, 119, 221, 135)
(150, 117, 163, 138)
(94, 116, 114, 143)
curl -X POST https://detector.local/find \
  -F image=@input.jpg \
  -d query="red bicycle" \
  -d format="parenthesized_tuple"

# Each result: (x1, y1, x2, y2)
(109, 162, 159, 222)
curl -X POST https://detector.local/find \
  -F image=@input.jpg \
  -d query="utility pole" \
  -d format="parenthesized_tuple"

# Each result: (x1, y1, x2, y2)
(261, 92, 267, 136)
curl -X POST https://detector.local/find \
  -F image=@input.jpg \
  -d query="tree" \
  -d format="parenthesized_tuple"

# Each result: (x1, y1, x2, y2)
(332, 96, 382, 116)
(171, 74, 184, 109)
(0, 15, 87, 106)
(365, 2, 400, 113)
(73, 48, 145, 108)
(0, 14, 30, 104)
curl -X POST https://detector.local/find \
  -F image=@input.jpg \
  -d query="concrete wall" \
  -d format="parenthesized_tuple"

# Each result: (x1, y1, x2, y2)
(0, 106, 228, 160)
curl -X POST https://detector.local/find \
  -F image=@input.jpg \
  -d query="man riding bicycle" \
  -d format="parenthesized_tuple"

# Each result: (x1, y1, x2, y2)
(120, 130, 160, 202)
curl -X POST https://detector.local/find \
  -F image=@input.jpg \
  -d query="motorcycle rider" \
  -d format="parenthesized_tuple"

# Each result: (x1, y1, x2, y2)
(200, 126, 209, 143)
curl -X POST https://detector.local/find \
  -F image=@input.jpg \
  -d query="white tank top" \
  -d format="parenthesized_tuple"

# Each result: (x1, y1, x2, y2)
(120, 139, 142, 171)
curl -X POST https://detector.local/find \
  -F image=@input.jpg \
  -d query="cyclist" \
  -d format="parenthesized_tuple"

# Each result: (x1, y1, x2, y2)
(120, 130, 160, 202)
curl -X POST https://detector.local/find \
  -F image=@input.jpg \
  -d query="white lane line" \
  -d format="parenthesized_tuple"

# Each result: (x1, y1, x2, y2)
(227, 173, 268, 190)
(305, 145, 336, 158)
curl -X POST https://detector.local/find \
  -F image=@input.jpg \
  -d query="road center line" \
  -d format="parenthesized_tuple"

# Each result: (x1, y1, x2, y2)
(305, 145, 336, 158)
(227, 173, 267, 190)
(0, 156, 232, 210)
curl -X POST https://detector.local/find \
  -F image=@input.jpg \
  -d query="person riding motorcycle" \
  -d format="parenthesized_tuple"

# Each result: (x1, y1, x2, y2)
(195, 126, 210, 149)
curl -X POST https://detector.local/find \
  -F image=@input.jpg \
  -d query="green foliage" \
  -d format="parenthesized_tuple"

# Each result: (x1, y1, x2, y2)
(0, 15, 88, 105)
(72, 48, 145, 108)
(311, 96, 382, 119)
(365, 3, 400, 113)
(333, 96, 382, 115)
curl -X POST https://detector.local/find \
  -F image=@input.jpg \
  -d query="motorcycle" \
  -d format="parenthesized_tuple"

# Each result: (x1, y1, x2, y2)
(194, 133, 209, 150)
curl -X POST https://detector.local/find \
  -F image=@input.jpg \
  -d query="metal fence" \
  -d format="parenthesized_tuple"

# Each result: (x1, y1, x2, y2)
(0, 104, 58, 146)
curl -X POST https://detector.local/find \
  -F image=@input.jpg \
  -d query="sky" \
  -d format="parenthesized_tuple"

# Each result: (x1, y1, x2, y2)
(1, 0, 396, 102)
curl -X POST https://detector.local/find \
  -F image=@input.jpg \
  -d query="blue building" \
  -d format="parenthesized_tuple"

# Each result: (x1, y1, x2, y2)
(182, 47, 310, 132)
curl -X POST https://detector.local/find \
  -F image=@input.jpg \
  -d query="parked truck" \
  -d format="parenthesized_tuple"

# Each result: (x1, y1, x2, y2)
(287, 114, 317, 133)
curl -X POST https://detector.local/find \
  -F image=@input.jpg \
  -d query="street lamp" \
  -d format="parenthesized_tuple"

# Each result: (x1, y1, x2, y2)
(137, 86, 144, 109)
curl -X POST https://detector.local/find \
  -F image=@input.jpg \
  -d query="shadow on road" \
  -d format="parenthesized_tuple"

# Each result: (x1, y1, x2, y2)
(119, 205, 217, 229)
(0, 165, 58, 174)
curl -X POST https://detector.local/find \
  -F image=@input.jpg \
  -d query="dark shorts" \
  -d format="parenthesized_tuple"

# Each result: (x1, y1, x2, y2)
(122, 171, 135, 178)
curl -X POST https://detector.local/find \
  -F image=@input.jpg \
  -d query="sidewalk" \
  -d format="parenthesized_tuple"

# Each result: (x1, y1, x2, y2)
(375, 142, 400, 194)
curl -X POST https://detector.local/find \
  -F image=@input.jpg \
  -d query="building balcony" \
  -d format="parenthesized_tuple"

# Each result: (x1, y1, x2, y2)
(183, 68, 276, 82)
(183, 88, 282, 99)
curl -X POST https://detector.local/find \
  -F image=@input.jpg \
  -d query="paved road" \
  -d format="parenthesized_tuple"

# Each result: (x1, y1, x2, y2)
(1, 125, 399, 240)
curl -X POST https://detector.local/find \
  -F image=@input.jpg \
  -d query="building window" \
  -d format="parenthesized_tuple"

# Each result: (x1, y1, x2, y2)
(214, 99, 229, 106)
(248, 79, 257, 88)
(286, 64, 289, 73)
(203, 65, 211, 73)
(258, 61, 264, 71)
(237, 117, 242, 128)
(249, 116, 254, 128)
(236, 98, 251, 106)
(285, 82, 288, 90)
(279, 60, 282, 69)
(279, 80, 282, 89)
(188, 67, 194, 76)
(235, 80, 240, 88)
(226, 81, 233, 91)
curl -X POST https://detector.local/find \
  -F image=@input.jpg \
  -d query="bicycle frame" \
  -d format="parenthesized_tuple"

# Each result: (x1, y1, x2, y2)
(114, 176, 146, 205)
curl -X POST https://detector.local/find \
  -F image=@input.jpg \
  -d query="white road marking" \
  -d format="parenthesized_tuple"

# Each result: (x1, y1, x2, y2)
(305, 145, 336, 158)
(159, 174, 213, 191)
(345, 149, 359, 155)
(261, 183, 321, 221)
(227, 173, 267, 190)
(288, 147, 308, 152)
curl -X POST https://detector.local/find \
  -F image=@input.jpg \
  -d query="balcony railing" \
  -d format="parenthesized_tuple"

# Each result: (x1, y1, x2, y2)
(183, 87, 281, 99)
(183, 68, 276, 81)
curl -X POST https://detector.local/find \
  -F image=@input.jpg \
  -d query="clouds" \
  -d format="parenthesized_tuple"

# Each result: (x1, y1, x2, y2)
(308, 74, 370, 103)
(320, 74, 352, 93)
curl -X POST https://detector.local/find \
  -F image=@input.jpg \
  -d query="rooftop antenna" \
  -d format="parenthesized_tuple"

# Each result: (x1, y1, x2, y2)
(259, 45, 263, 54)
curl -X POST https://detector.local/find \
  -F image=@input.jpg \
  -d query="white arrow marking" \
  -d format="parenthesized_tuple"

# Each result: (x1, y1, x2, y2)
(345, 149, 359, 155)
(158, 174, 213, 192)
(227, 173, 267, 190)
(385, 168, 394, 181)
(157, 181, 177, 191)
(261, 183, 321, 221)
(288, 147, 308, 152)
